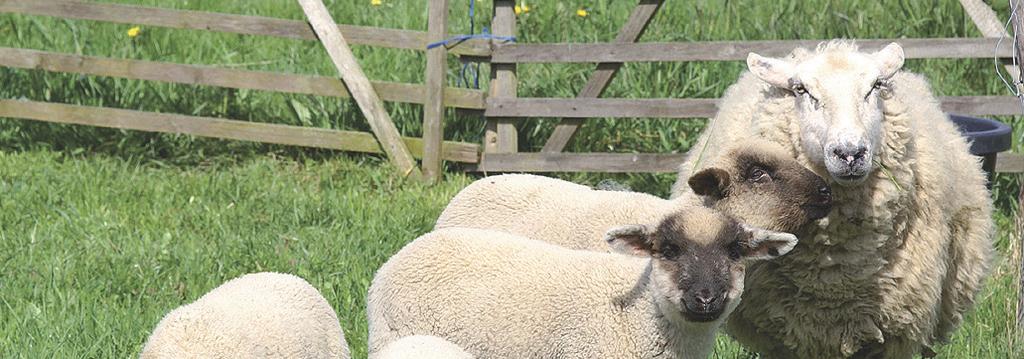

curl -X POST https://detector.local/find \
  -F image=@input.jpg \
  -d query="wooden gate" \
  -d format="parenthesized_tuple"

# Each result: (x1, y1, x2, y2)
(470, 0, 1024, 174)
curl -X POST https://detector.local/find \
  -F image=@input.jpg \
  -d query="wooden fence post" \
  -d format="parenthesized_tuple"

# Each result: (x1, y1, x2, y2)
(297, 0, 422, 179)
(541, 0, 663, 153)
(422, 0, 449, 183)
(485, 0, 518, 154)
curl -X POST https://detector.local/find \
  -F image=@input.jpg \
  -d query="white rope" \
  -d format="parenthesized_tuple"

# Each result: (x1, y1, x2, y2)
(997, 0, 1024, 110)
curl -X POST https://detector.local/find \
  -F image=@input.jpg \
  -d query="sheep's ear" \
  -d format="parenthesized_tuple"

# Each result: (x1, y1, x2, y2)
(872, 42, 904, 79)
(747, 53, 796, 88)
(605, 224, 656, 256)
(738, 224, 798, 261)
(688, 167, 731, 199)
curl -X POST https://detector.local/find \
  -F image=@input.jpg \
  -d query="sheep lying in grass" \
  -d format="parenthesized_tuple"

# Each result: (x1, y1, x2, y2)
(435, 139, 831, 251)
(368, 207, 799, 359)
(673, 41, 994, 358)
(141, 272, 349, 359)
(375, 335, 474, 359)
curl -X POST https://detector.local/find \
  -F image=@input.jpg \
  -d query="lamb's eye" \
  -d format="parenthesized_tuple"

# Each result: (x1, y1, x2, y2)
(792, 84, 807, 95)
(660, 243, 681, 259)
(748, 166, 770, 182)
(727, 241, 742, 260)
(872, 80, 884, 90)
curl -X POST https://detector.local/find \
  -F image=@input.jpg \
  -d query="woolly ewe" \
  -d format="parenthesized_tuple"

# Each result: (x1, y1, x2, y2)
(673, 41, 994, 358)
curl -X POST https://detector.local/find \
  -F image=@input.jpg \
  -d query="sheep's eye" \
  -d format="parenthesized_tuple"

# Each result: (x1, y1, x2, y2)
(660, 243, 681, 259)
(727, 241, 742, 261)
(747, 166, 770, 182)
(792, 84, 807, 95)
(866, 80, 887, 100)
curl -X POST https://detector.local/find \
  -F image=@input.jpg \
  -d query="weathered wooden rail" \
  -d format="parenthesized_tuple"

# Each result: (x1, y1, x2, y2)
(490, 38, 1011, 63)
(484, 96, 1023, 119)
(0, 47, 485, 109)
(0, 99, 479, 163)
(472, 0, 1024, 174)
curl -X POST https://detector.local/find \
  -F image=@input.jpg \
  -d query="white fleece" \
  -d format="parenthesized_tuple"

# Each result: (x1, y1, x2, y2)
(435, 173, 694, 251)
(140, 272, 349, 359)
(671, 41, 994, 358)
(367, 228, 727, 359)
(374, 335, 474, 359)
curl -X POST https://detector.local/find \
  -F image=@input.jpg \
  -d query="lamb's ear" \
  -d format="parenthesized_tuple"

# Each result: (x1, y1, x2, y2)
(605, 224, 656, 256)
(688, 168, 731, 199)
(747, 53, 796, 88)
(872, 42, 904, 79)
(738, 224, 798, 261)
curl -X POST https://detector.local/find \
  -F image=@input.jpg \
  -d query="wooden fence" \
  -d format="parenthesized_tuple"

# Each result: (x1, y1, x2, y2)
(469, 0, 1024, 174)
(0, 0, 487, 181)
(0, 0, 1021, 176)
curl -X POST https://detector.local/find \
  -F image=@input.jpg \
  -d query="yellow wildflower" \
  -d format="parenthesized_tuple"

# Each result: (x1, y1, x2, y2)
(515, 2, 530, 15)
(576, 8, 589, 17)
(127, 26, 141, 38)
(371, 0, 382, 5)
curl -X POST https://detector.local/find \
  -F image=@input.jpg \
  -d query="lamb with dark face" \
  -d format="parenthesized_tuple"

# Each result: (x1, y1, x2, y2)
(369, 207, 799, 358)
(607, 208, 798, 325)
(685, 139, 832, 234)
(435, 138, 830, 253)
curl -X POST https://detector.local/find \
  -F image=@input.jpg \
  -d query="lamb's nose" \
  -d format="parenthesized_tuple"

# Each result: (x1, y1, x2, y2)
(695, 290, 716, 306)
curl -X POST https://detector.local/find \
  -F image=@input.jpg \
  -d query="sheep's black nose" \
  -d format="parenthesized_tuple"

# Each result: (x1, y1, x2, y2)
(832, 146, 868, 166)
(695, 290, 717, 306)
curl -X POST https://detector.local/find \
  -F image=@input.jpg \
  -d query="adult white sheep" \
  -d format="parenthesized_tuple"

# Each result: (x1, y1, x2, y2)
(140, 272, 350, 359)
(368, 208, 800, 359)
(375, 335, 473, 359)
(672, 40, 994, 358)
(435, 139, 832, 250)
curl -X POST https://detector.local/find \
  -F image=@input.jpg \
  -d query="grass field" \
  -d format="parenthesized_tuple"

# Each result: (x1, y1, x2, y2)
(0, 151, 1020, 358)
(0, 0, 1022, 358)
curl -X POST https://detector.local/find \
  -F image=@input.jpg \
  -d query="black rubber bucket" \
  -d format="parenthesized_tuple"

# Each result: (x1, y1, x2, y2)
(948, 114, 1013, 186)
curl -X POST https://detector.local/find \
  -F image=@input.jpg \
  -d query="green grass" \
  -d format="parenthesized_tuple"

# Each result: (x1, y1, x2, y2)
(0, 151, 1019, 358)
(0, 151, 471, 358)
(0, 0, 1022, 357)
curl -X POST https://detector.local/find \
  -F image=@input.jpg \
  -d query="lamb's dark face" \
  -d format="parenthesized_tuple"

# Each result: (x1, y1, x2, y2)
(605, 209, 798, 324)
(689, 142, 832, 233)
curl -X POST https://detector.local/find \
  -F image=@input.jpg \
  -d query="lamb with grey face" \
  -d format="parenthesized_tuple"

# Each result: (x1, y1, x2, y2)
(368, 207, 798, 358)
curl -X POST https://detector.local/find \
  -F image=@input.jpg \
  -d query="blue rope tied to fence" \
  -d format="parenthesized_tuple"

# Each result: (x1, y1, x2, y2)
(425, 0, 516, 89)
(425, 30, 516, 51)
